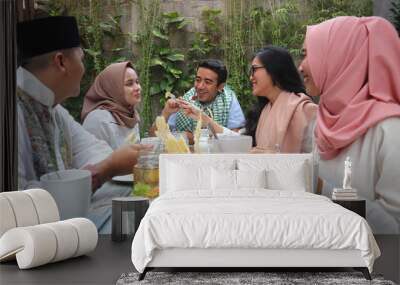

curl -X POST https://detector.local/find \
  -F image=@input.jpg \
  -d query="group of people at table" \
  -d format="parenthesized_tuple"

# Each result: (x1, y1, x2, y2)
(17, 15, 400, 234)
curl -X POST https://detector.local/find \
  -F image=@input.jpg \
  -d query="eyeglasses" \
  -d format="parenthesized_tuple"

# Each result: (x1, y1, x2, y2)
(249, 65, 265, 76)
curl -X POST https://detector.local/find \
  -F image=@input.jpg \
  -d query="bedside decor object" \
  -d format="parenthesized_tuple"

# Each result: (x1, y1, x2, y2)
(0, 218, 97, 269)
(112, 197, 149, 242)
(0, 189, 59, 236)
(0, 189, 98, 269)
(332, 157, 358, 200)
(343, 156, 352, 190)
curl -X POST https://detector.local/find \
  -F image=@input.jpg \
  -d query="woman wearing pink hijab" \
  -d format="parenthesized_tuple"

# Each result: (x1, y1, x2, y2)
(81, 61, 141, 149)
(299, 16, 400, 234)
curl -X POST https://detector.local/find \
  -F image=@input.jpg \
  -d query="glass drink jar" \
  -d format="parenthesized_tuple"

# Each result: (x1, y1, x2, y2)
(132, 151, 160, 198)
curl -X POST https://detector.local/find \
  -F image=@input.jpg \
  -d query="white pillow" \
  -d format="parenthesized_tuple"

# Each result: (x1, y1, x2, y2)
(266, 161, 309, 191)
(236, 169, 267, 189)
(167, 162, 212, 191)
(211, 168, 237, 190)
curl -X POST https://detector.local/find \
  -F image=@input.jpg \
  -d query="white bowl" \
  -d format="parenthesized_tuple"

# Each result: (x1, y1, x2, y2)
(211, 135, 253, 153)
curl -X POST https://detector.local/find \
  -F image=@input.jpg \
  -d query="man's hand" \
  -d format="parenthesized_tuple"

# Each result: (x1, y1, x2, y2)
(178, 99, 211, 125)
(161, 99, 180, 119)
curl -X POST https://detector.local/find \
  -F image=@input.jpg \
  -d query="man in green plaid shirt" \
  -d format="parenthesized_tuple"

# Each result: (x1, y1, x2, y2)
(158, 59, 245, 142)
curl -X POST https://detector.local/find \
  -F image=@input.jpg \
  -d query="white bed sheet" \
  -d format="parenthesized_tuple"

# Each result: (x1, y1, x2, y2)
(131, 190, 380, 273)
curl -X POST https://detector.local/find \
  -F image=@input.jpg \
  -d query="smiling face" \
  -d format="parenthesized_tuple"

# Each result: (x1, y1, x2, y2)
(123, 67, 141, 106)
(298, 44, 320, 97)
(249, 56, 275, 98)
(194, 67, 224, 103)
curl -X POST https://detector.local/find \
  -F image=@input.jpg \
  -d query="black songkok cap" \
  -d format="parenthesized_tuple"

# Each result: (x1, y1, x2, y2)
(17, 16, 81, 59)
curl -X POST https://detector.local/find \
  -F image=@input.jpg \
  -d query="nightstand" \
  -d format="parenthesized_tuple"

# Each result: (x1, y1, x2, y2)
(332, 199, 366, 218)
(112, 197, 150, 242)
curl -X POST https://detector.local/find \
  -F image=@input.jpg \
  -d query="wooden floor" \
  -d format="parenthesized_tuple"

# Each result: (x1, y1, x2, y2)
(0, 235, 398, 285)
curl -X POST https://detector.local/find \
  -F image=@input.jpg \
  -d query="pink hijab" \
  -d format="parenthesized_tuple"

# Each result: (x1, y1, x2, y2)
(255, 91, 317, 153)
(306, 16, 400, 160)
(81, 61, 140, 128)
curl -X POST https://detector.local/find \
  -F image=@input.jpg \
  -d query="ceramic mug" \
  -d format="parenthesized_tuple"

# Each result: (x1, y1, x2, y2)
(40, 169, 91, 220)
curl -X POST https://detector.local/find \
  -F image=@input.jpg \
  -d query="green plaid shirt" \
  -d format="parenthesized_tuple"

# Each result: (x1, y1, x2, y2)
(175, 86, 234, 132)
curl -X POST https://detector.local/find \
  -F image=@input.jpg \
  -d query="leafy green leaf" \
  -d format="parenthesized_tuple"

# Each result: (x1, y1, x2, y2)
(150, 58, 165, 67)
(159, 48, 170, 56)
(166, 17, 185, 24)
(163, 11, 180, 19)
(160, 80, 168, 91)
(167, 68, 182, 79)
(150, 84, 161, 95)
(166, 53, 184, 61)
(152, 29, 168, 40)
(84, 49, 101, 57)
(177, 20, 189, 29)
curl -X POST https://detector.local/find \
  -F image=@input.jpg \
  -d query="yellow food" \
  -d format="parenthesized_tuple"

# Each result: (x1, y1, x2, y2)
(165, 91, 175, 99)
(177, 136, 190, 153)
(155, 116, 170, 141)
(125, 132, 136, 144)
(193, 114, 202, 153)
(154, 116, 190, 153)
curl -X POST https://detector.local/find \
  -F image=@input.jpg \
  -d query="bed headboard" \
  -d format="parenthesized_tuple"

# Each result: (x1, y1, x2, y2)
(159, 153, 315, 195)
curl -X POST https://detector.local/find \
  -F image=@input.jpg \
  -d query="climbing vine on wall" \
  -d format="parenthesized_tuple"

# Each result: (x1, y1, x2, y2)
(133, 0, 161, 135)
(37, 0, 373, 124)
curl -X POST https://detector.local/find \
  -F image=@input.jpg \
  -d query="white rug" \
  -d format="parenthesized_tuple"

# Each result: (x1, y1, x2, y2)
(116, 271, 395, 285)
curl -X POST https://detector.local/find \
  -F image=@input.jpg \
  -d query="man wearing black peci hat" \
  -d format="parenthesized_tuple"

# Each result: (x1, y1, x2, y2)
(17, 16, 150, 231)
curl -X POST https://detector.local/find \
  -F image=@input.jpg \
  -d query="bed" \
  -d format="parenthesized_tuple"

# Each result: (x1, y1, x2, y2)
(131, 153, 380, 280)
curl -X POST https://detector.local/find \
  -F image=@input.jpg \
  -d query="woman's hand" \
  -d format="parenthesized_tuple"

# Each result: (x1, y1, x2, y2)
(178, 99, 211, 125)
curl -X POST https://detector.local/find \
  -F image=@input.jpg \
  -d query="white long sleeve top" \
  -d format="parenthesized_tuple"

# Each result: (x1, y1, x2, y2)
(320, 117, 400, 234)
(17, 67, 113, 189)
(82, 109, 140, 150)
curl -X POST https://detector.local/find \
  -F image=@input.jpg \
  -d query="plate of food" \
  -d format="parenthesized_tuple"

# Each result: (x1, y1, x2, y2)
(112, 174, 134, 183)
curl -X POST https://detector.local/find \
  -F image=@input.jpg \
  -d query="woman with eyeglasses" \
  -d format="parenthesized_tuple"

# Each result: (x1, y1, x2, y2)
(81, 61, 141, 149)
(245, 45, 317, 153)
(181, 46, 317, 153)
(299, 16, 400, 234)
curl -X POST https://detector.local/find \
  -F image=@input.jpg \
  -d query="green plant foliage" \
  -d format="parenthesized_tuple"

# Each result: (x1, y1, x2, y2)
(147, 11, 191, 101)
(134, 4, 193, 134)
(133, 0, 161, 136)
(41, 0, 373, 124)
(186, 8, 223, 85)
(37, 0, 132, 121)
(306, 0, 373, 24)
(222, 0, 258, 112)
(390, 0, 400, 34)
